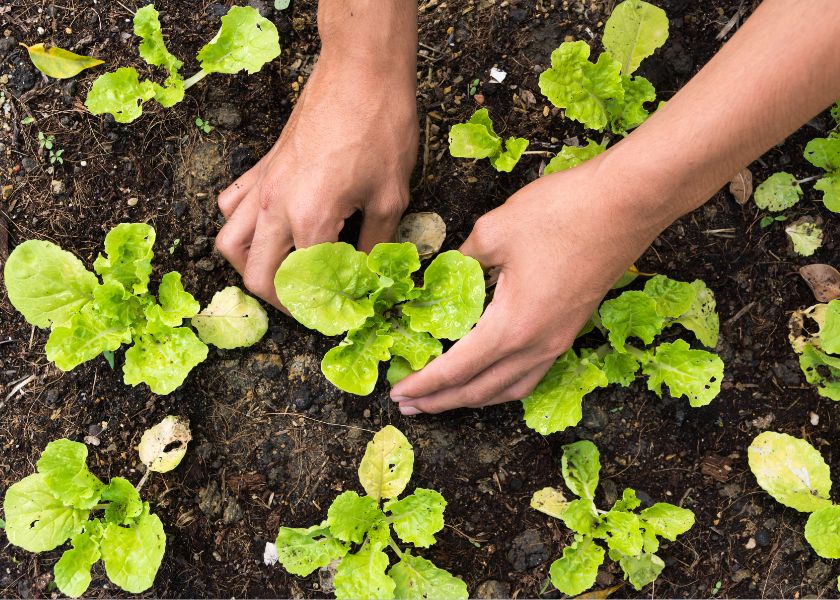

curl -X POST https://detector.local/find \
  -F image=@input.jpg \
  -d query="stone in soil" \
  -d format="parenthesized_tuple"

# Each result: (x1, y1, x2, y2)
(206, 102, 243, 130)
(474, 579, 511, 599)
(506, 529, 550, 571)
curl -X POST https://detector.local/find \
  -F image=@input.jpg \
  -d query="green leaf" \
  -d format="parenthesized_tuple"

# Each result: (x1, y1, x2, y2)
(522, 348, 608, 435)
(274, 242, 379, 336)
(37, 439, 104, 510)
(384, 488, 446, 548)
(334, 546, 396, 600)
(639, 503, 695, 540)
(3, 239, 98, 329)
(611, 75, 656, 132)
(93, 223, 156, 295)
(45, 307, 131, 370)
(804, 505, 840, 559)
(327, 491, 384, 544)
(602, 350, 640, 385)
(100, 477, 143, 525)
(54, 527, 102, 598)
(402, 250, 485, 340)
(799, 344, 840, 401)
(275, 523, 349, 576)
(600, 290, 665, 352)
(133, 4, 184, 107)
(544, 139, 606, 175)
(601, 510, 644, 556)
(490, 137, 530, 172)
(22, 43, 104, 79)
(548, 537, 604, 596)
(613, 488, 642, 512)
(322, 323, 394, 395)
(643, 275, 697, 318)
(144, 272, 200, 328)
(561, 440, 601, 501)
(197, 6, 281, 75)
(86, 68, 156, 123)
(673, 280, 720, 348)
(388, 553, 468, 600)
(754, 172, 803, 212)
(602, 0, 669, 76)
(123, 326, 209, 395)
(387, 356, 415, 386)
(814, 173, 840, 212)
(386, 316, 443, 371)
(803, 136, 840, 172)
(3, 473, 89, 552)
(367, 242, 421, 283)
(530, 487, 570, 519)
(641, 339, 724, 407)
(275, 0, 291, 9)
(192, 286, 268, 349)
(786, 219, 824, 257)
(618, 552, 665, 591)
(747, 431, 833, 512)
(538, 41, 624, 131)
(559, 498, 599, 535)
(448, 123, 502, 159)
(358, 426, 414, 502)
(100, 507, 166, 593)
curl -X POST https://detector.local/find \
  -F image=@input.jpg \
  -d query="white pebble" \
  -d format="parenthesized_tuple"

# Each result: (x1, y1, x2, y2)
(809, 411, 819, 426)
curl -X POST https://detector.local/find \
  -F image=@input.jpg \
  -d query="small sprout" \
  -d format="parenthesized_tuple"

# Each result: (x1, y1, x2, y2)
(137, 415, 192, 473)
(448, 108, 529, 172)
(274, 0, 291, 9)
(21, 116, 35, 125)
(169, 238, 180, 254)
(195, 117, 213, 134)
(759, 215, 786, 228)
(468, 78, 479, 95)
(37, 132, 54, 151)
(711, 581, 722, 596)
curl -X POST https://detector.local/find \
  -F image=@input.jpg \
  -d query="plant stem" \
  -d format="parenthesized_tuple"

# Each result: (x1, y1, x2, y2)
(135, 468, 151, 492)
(183, 70, 209, 90)
(388, 535, 404, 559)
(624, 344, 647, 360)
(796, 174, 821, 184)
(522, 150, 554, 156)
(92, 503, 110, 511)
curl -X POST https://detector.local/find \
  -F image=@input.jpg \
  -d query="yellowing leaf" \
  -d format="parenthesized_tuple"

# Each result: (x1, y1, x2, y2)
(22, 43, 104, 79)
(137, 416, 191, 473)
(358, 426, 414, 502)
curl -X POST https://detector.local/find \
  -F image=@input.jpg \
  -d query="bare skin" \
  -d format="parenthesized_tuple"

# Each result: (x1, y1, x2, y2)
(216, 0, 840, 415)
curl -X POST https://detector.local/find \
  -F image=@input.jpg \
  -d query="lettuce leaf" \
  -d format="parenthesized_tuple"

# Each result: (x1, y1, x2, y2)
(804, 505, 840, 559)
(333, 546, 395, 600)
(602, 0, 669, 76)
(327, 491, 385, 544)
(561, 440, 601, 501)
(36, 439, 105, 510)
(134, 4, 184, 107)
(385, 316, 443, 371)
(548, 537, 604, 596)
(358, 425, 414, 502)
(754, 172, 803, 212)
(617, 552, 665, 591)
(85, 67, 156, 123)
(384, 488, 446, 548)
(388, 553, 468, 600)
(600, 290, 665, 352)
(544, 139, 606, 175)
(641, 340, 723, 407)
(100, 506, 166, 594)
(192, 286, 268, 349)
(123, 326, 208, 395)
(449, 108, 529, 172)
(275, 523, 349, 576)
(54, 527, 102, 598)
(321, 323, 394, 395)
(93, 223, 156, 295)
(197, 6, 280, 75)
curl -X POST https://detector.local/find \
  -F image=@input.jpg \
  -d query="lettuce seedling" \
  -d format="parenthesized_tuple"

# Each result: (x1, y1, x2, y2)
(86, 5, 280, 123)
(274, 242, 485, 395)
(748, 432, 839, 577)
(539, 0, 667, 135)
(543, 139, 607, 175)
(3, 439, 166, 597)
(523, 275, 723, 435)
(3, 223, 266, 394)
(532, 440, 694, 595)
(448, 108, 530, 172)
(274, 426, 468, 600)
(804, 134, 840, 212)
(789, 299, 840, 400)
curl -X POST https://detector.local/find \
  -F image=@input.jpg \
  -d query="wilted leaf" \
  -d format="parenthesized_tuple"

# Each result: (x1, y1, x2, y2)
(137, 415, 191, 473)
(799, 264, 840, 302)
(22, 43, 104, 79)
(573, 583, 624, 599)
(397, 212, 447, 259)
(786, 218, 824, 257)
(729, 167, 753, 205)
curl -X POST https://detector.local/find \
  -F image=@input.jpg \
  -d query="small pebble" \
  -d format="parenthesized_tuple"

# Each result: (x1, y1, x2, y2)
(809, 411, 819, 426)
(745, 537, 756, 550)
(127, 197, 138, 206)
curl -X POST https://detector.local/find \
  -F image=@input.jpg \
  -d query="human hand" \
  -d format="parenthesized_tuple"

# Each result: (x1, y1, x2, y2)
(215, 54, 419, 308)
(390, 155, 676, 414)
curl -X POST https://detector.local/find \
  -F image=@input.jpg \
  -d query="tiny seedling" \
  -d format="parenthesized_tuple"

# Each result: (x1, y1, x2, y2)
(274, 0, 291, 9)
(448, 108, 529, 172)
(3, 223, 267, 395)
(539, 0, 667, 135)
(468, 77, 479, 96)
(522, 274, 723, 435)
(86, 4, 280, 123)
(759, 215, 787, 228)
(37, 131, 54, 150)
(274, 242, 485, 395)
(532, 440, 694, 595)
(195, 117, 213, 134)
(21, 116, 35, 125)
(788, 299, 840, 400)
(274, 426, 468, 600)
(748, 431, 839, 581)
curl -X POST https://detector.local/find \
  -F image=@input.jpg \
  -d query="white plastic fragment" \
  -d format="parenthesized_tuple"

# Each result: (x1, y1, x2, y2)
(489, 67, 507, 83)
(263, 542, 279, 566)
(137, 415, 192, 473)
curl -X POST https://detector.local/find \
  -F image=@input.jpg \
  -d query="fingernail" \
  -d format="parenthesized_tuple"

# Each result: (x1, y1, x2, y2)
(400, 406, 422, 416)
(391, 394, 411, 403)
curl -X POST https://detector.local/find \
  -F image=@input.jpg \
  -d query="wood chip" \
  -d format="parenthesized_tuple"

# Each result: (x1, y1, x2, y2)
(799, 264, 840, 302)
(728, 167, 753, 205)
(700, 453, 732, 482)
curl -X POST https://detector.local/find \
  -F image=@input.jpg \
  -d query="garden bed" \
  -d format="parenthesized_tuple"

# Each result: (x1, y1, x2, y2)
(0, 0, 838, 597)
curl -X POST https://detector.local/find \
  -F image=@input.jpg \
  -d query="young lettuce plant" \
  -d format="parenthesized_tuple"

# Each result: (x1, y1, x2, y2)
(3, 223, 267, 395)
(788, 299, 840, 400)
(531, 440, 694, 595)
(448, 108, 530, 172)
(748, 431, 839, 592)
(522, 275, 723, 435)
(3, 439, 168, 597)
(539, 0, 667, 136)
(85, 4, 280, 123)
(273, 242, 485, 395)
(274, 426, 468, 600)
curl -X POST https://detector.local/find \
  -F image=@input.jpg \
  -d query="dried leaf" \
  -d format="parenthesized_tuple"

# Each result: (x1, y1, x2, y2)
(574, 584, 623, 599)
(137, 415, 192, 473)
(729, 167, 753, 205)
(397, 212, 447, 259)
(799, 264, 840, 302)
(21, 43, 104, 79)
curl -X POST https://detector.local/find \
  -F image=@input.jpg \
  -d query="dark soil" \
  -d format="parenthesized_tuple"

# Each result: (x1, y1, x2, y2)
(1, 1, 838, 598)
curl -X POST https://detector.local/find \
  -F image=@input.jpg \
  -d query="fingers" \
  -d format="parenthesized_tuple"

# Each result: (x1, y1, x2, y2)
(397, 355, 555, 415)
(215, 192, 260, 274)
(218, 167, 260, 219)
(357, 196, 404, 253)
(459, 214, 503, 270)
(242, 214, 294, 309)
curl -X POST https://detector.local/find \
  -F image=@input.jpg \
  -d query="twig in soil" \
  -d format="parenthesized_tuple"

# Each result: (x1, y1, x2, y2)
(703, 228, 736, 238)
(5, 374, 35, 402)
(266, 411, 377, 433)
(725, 301, 756, 326)
(716, 2, 747, 40)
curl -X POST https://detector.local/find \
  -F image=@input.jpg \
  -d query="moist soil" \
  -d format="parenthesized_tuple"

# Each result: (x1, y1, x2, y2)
(1, 0, 838, 598)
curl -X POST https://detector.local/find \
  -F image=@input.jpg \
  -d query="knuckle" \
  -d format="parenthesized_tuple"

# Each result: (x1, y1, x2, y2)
(258, 184, 279, 211)
(242, 272, 269, 298)
(470, 215, 497, 250)
(214, 228, 239, 256)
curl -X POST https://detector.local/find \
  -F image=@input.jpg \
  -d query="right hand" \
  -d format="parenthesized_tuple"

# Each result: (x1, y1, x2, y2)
(215, 57, 419, 309)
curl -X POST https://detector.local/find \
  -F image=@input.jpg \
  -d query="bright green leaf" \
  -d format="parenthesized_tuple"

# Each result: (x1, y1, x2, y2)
(803, 136, 840, 172)
(814, 174, 840, 212)
(54, 527, 102, 598)
(367, 243, 421, 282)
(602, 0, 669, 76)
(197, 6, 281, 75)
(123, 326, 209, 395)
(86, 68, 156, 123)
(602, 350, 640, 385)
(384, 488, 446, 548)
(804, 505, 840, 559)
(23, 43, 104, 79)
(100, 508, 166, 593)
(388, 553, 468, 600)
(673, 280, 720, 348)
(37, 439, 104, 510)
(192, 286, 268, 349)
(601, 510, 644, 556)
(327, 491, 384, 544)
(93, 223, 156, 295)
(100, 477, 143, 525)
(754, 172, 802, 212)
(387, 356, 415, 386)
(144, 272, 200, 328)
(643, 275, 697, 318)
(322, 323, 394, 395)
(561, 440, 601, 501)
(275, 523, 349, 576)
(45, 307, 130, 370)
(385, 316, 443, 371)
(611, 75, 656, 132)
(544, 139, 606, 175)
(334, 546, 396, 600)
(559, 498, 599, 535)
(798, 344, 840, 401)
(600, 290, 665, 352)
(448, 123, 502, 159)
(639, 503, 695, 540)
(642, 339, 724, 407)
(358, 426, 414, 502)
(133, 5, 184, 107)
(490, 137, 529, 172)
(548, 537, 604, 596)
(618, 552, 665, 591)
(613, 488, 642, 512)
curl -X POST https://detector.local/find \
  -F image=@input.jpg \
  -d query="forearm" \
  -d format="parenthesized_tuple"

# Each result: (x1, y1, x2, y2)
(604, 0, 840, 230)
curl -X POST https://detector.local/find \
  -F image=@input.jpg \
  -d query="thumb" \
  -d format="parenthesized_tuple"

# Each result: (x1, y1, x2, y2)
(458, 215, 503, 271)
